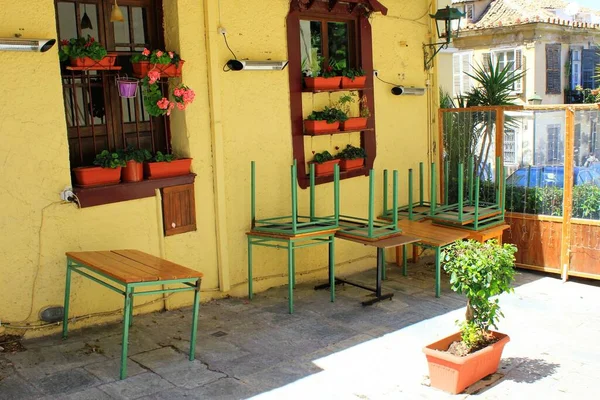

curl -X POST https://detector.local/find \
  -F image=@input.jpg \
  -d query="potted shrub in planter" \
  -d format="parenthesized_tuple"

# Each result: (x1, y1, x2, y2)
(59, 36, 117, 68)
(302, 54, 342, 91)
(309, 151, 340, 177)
(73, 150, 125, 187)
(423, 240, 517, 395)
(304, 106, 348, 135)
(341, 67, 366, 89)
(336, 144, 366, 171)
(118, 146, 152, 182)
(338, 94, 370, 131)
(131, 48, 184, 78)
(144, 151, 192, 179)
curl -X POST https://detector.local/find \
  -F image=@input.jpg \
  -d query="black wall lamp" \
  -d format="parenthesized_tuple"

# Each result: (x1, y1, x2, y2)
(423, 6, 464, 70)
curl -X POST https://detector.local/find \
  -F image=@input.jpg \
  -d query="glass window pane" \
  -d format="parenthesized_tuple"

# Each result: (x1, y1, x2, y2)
(328, 22, 349, 71)
(113, 6, 130, 46)
(132, 7, 148, 45)
(57, 2, 77, 40)
(300, 20, 321, 75)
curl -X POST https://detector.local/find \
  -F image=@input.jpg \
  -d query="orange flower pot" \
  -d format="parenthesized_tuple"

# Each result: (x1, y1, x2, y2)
(73, 166, 121, 187)
(70, 53, 117, 68)
(423, 331, 510, 394)
(304, 77, 342, 91)
(339, 158, 364, 171)
(341, 117, 368, 131)
(341, 76, 367, 89)
(304, 120, 340, 135)
(121, 161, 144, 183)
(144, 158, 192, 179)
(311, 159, 340, 177)
(132, 61, 185, 78)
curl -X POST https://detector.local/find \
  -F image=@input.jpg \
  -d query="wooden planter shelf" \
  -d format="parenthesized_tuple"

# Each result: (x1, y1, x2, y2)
(303, 128, 374, 136)
(302, 87, 368, 93)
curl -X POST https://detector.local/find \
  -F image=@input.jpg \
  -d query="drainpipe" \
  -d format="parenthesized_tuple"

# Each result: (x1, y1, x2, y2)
(203, 0, 231, 292)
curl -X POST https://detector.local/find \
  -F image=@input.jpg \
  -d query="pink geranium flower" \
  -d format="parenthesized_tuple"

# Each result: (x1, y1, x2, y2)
(156, 50, 164, 57)
(142, 48, 150, 56)
(157, 98, 170, 110)
(168, 52, 174, 59)
(147, 70, 161, 84)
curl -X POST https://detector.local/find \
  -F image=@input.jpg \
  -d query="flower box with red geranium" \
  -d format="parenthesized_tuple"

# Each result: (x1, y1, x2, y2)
(59, 36, 116, 69)
(131, 48, 184, 78)
(303, 56, 342, 91)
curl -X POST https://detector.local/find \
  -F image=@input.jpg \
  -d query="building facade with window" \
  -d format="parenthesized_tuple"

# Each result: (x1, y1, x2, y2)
(0, 0, 441, 335)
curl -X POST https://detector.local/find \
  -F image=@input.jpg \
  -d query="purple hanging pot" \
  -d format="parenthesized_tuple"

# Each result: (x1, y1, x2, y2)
(117, 77, 139, 98)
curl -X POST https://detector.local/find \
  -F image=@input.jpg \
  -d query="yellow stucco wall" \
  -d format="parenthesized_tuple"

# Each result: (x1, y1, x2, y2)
(0, 0, 435, 337)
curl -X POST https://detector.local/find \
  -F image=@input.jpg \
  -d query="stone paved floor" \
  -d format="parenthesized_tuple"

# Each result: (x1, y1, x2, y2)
(1, 257, 600, 399)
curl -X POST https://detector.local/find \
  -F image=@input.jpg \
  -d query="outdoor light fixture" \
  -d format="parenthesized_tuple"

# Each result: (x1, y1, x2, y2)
(423, 6, 464, 70)
(0, 38, 56, 52)
(391, 86, 426, 96)
(110, 0, 124, 22)
(528, 93, 543, 105)
(226, 60, 289, 71)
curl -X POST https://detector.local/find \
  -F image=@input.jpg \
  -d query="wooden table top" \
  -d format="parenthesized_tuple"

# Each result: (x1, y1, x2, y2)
(66, 250, 203, 284)
(335, 232, 421, 248)
(396, 220, 471, 247)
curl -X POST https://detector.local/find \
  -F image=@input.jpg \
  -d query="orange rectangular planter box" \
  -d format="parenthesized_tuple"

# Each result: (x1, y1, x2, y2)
(341, 117, 368, 131)
(121, 161, 144, 183)
(73, 166, 121, 187)
(132, 60, 185, 78)
(341, 76, 367, 89)
(304, 76, 342, 91)
(423, 331, 510, 394)
(144, 158, 192, 179)
(70, 53, 118, 68)
(311, 159, 340, 177)
(339, 158, 364, 171)
(304, 120, 339, 135)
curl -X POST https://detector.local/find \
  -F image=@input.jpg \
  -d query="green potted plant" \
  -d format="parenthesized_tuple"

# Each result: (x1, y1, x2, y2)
(341, 67, 366, 89)
(131, 48, 184, 78)
(309, 150, 340, 177)
(58, 36, 116, 68)
(338, 94, 370, 131)
(144, 151, 192, 179)
(336, 144, 366, 171)
(73, 150, 125, 187)
(423, 239, 517, 394)
(118, 146, 152, 182)
(304, 106, 348, 135)
(302, 53, 342, 91)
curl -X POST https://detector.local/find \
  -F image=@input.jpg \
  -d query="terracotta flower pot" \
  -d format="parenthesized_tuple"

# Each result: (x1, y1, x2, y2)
(121, 161, 144, 183)
(341, 76, 367, 89)
(70, 53, 118, 68)
(339, 158, 364, 171)
(132, 60, 185, 78)
(423, 331, 510, 394)
(341, 117, 368, 131)
(311, 159, 340, 177)
(144, 158, 192, 179)
(73, 166, 121, 187)
(304, 77, 342, 91)
(304, 120, 340, 135)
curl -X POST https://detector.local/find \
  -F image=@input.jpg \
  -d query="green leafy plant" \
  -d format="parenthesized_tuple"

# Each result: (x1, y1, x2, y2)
(58, 36, 107, 62)
(307, 106, 348, 123)
(93, 150, 126, 169)
(337, 93, 371, 118)
(312, 150, 335, 164)
(118, 146, 152, 163)
(141, 78, 168, 117)
(574, 85, 600, 104)
(131, 48, 182, 67)
(359, 95, 371, 118)
(302, 48, 321, 77)
(442, 239, 517, 354)
(152, 151, 175, 163)
(342, 67, 365, 80)
(336, 144, 366, 160)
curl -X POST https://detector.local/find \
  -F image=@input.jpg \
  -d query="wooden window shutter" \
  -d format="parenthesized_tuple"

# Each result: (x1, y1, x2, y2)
(582, 49, 595, 89)
(514, 49, 524, 94)
(453, 53, 461, 96)
(461, 53, 472, 93)
(482, 52, 491, 72)
(546, 44, 561, 94)
(162, 184, 197, 236)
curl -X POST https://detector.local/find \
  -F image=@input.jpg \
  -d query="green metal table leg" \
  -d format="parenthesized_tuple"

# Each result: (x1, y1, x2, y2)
(402, 244, 408, 276)
(120, 286, 132, 380)
(287, 241, 294, 314)
(329, 236, 335, 303)
(291, 245, 296, 289)
(435, 247, 441, 298)
(129, 287, 134, 327)
(62, 260, 72, 339)
(189, 279, 201, 361)
(248, 236, 253, 300)
(381, 250, 387, 281)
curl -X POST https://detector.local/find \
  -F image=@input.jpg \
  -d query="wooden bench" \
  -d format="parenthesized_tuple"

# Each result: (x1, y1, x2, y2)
(63, 250, 203, 380)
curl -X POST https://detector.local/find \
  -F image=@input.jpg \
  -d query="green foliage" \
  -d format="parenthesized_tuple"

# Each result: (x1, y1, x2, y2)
(307, 106, 348, 123)
(93, 150, 126, 169)
(336, 144, 366, 160)
(118, 146, 152, 163)
(574, 85, 600, 104)
(130, 49, 182, 66)
(465, 59, 526, 107)
(458, 321, 487, 351)
(312, 150, 335, 164)
(442, 240, 517, 351)
(152, 151, 175, 163)
(58, 36, 107, 62)
(336, 93, 371, 119)
(342, 68, 365, 80)
(141, 78, 167, 117)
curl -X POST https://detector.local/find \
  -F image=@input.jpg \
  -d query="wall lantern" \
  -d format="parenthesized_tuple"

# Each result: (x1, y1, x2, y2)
(0, 38, 56, 52)
(528, 93, 543, 105)
(423, 6, 464, 70)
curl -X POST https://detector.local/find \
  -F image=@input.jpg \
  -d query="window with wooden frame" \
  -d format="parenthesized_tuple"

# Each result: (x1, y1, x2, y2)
(489, 48, 523, 94)
(55, 0, 169, 170)
(287, 0, 387, 189)
(546, 43, 561, 95)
